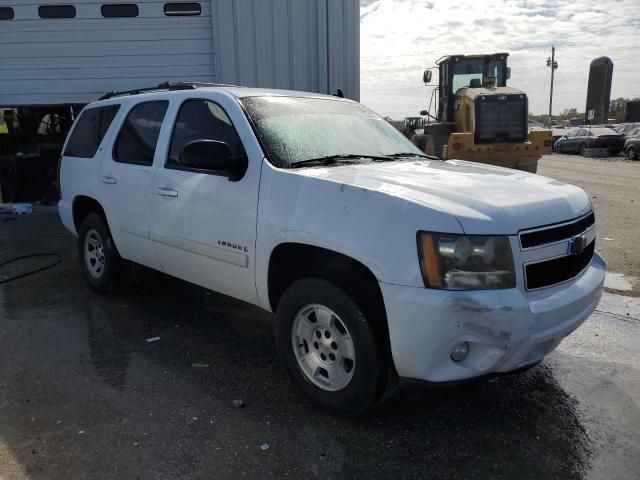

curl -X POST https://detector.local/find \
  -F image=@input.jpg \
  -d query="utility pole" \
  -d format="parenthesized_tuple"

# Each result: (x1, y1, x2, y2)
(546, 46, 558, 128)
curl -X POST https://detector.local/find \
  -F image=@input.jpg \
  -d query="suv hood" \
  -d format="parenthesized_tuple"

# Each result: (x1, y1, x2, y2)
(294, 159, 591, 234)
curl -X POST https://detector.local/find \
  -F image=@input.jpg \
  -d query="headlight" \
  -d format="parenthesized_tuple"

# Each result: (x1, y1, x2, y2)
(417, 232, 515, 290)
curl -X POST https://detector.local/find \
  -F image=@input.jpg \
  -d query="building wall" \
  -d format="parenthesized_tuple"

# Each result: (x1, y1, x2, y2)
(0, 0, 359, 106)
(212, 0, 359, 100)
(0, 0, 217, 106)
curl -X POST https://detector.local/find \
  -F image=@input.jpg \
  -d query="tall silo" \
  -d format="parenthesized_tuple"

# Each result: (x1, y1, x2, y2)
(624, 100, 640, 122)
(584, 57, 613, 124)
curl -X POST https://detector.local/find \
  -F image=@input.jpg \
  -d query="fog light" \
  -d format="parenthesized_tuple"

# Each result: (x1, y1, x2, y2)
(450, 342, 469, 362)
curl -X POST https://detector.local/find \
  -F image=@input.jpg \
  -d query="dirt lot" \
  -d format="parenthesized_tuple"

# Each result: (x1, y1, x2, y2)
(539, 153, 640, 296)
(0, 156, 639, 479)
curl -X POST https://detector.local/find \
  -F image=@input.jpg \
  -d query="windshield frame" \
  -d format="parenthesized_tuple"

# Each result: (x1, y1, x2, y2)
(238, 95, 426, 169)
(451, 57, 508, 92)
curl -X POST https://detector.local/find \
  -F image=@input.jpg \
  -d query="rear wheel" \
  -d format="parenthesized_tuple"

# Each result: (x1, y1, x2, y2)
(275, 277, 394, 416)
(77, 213, 124, 293)
(579, 143, 587, 155)
(628, 147, 637, 160)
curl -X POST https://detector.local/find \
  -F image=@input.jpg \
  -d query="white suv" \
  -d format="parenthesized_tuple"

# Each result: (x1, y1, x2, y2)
(58, 83, 605, 416)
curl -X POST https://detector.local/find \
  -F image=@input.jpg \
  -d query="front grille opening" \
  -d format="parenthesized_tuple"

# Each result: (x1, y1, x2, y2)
(525, 241, 595, 290)
(521, 212, 595, 249)
(474, 94, 528, 144)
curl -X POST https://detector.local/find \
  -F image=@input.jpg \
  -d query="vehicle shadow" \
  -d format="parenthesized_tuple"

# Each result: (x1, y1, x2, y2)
(81, 267, 592, 479)
(0, 241, 592, 479)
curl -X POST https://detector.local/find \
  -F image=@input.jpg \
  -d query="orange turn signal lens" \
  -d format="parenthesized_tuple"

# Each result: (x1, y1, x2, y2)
(417, 232, 442, 288)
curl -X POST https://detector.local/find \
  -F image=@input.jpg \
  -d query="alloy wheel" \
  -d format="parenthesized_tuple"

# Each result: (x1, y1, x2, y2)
(84, 228, 106, 279)
(291, 303, 356, 391)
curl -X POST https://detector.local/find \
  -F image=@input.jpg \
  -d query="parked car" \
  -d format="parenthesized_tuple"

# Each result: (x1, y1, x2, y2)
(552, 128, 576, 150)
(613, 123, 640, 136)
(58, 83, 605, 416)
(554, 127, 625, 155)
(623, 127, 640, 160)
(625, 126, 640, 138)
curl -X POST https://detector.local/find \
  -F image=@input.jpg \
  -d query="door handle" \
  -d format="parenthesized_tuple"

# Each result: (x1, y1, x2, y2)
(101, 175, 117, 185)
(156, 186, 178, 197)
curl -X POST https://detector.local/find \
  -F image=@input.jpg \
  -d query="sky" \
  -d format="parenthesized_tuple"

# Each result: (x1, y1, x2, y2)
(359, 0, 640, 119)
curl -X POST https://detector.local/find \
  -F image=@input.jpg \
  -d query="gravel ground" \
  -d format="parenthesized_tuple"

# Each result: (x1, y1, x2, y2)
(0, 161, 639, 479)
(539, 153, 640, 296)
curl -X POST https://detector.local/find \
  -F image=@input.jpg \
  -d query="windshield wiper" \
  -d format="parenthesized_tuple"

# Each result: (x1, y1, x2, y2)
(291, 154, 395, 168)
(385, 152, 435, 159)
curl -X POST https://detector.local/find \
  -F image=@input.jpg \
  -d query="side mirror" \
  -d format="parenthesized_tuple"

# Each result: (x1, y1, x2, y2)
(506, 67, 511, 80)
(419, 109, 429, 116)
(562, 135, 568, 139)
(423, 70, 432, 84)
(180, 139, 248, 181)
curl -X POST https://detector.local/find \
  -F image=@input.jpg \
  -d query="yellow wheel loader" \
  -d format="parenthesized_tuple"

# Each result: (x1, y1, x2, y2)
(411, 53, 552, 173)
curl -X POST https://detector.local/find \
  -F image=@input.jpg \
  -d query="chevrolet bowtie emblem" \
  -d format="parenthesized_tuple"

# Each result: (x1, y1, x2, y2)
(568, 234, 588, 256)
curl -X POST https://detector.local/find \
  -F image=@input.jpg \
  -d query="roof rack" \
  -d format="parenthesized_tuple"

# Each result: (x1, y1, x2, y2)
(99, 81, 244, 100)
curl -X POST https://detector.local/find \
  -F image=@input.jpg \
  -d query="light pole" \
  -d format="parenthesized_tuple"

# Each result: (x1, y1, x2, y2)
(546, 46, 558, 128)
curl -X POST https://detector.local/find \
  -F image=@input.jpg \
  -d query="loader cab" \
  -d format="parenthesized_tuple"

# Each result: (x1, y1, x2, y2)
(434, 54, 509, 123)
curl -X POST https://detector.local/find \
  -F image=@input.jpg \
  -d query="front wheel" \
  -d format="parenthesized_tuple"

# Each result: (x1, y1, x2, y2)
(275, 277, 394, 416)
(628, 147, 637, 160)
(425, 133, 449, 159)
(517, 163, 538, 174)
(410, 133, 427, 153)
(579, 143, 587, 156)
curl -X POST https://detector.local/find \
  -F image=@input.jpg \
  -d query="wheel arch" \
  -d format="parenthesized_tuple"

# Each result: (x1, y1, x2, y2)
(267, 242, 389, 331)
(72, 195, 109, 232)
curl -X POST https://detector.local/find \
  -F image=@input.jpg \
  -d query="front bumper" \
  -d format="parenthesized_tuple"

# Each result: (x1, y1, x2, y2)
(443, 130, 552, 168)
(380, 253, 605, 382)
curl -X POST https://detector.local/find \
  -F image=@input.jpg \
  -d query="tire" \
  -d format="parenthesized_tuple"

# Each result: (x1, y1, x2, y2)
(425, 133, 449, 159)
(411, 133, 427, 153)
(77, 213, 124, 294)
(579, 143, 587, 156)
(517, 163, 538, 174)
(628, 147, 637, 161)
(275, 277, 394, 416)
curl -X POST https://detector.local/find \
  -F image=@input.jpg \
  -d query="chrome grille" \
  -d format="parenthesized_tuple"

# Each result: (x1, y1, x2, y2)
(520, 212, 595, 249)
(520, 212, 596, 290)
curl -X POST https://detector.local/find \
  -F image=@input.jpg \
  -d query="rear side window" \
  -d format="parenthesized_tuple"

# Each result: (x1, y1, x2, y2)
(39, 5, 76, 18)
(0, 7, 14, 20)
(64, 105, 120, 158)
(101, 4, 139, 17)
(164, 3, 201, 16)
(113, 101, 169, 166)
